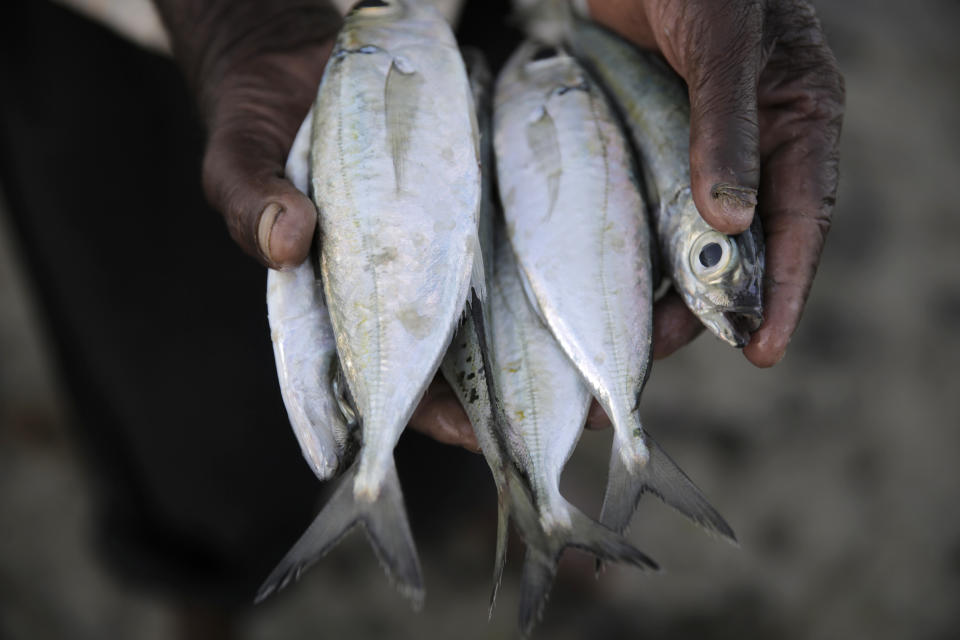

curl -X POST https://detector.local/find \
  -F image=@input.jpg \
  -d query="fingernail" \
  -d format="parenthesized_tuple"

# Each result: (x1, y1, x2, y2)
(257, 202, 284, 264)
(711, 183, 757, 230)
(746, 329, 788, 368)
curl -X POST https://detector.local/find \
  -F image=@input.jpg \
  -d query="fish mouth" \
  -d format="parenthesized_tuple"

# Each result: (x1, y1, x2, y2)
(724, 309, 763, 347)
(701, 308, 763, 348)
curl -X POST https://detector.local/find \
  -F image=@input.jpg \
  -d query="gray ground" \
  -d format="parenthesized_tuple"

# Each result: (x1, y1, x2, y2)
(2, 1, 959, 638)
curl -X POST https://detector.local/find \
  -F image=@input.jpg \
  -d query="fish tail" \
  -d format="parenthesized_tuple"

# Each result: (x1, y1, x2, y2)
(504, 467, 657, 636)
(565, 506, 660, 569)
(254, 458, 423, 609)
(608, 405, 652, 475)
(488, 487, 509, 619)
(517, 549, 556, 638)
(470, 233, 487, 302)
(600, 430, 737, 545)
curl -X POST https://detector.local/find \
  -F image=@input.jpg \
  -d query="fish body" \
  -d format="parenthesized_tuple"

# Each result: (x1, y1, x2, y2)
(488, 231, 591, 536)
(267, 264, 352, 479)
(569, 19, 764, 346)
(258, 0, 483, 607)
(267, 113, 355, 482)
(489, 223, 656, 635)
(495, 41, 737, 550)
(312, 0, 482, 500)
(438, 48, 510, 612)
(494, 42, 652, 475)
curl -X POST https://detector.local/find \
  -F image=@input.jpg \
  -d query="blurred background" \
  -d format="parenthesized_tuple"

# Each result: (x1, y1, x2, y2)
(1, 0, 958, 638)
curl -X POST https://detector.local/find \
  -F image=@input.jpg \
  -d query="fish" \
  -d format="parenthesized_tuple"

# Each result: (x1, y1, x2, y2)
(488, 222, 657, 636)
(257, 0, 484, 607)
(494, 41, 735, 550)
(444, 50, 652, 635)
(494, 41, 654, 477)
(437, 47, 509, 614)
(266, 112, 356, 482)
(568, 18, 765, 347)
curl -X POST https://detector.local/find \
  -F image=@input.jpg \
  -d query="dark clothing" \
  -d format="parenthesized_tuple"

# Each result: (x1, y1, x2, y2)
(0, 0, 516, 606)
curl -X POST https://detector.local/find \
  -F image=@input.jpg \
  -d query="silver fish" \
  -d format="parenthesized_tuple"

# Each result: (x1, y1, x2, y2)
(489, 223, 657, 635)
(266, 113, 355, 482)
(494, 42, 734, 549)
(495, 41, 653, 476)
(444, 51, 652, 635)
(438, 47, 508, 613)
(569, 19, 765, 347)
(258, 0, 483, 607)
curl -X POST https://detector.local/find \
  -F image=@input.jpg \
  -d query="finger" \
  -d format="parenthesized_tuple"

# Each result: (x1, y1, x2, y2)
(203, 126, 317, 269)
(652, 288, 704, 359)
(586, 400, 611, 429)
(684, 1, 766, 234)
(408, 377, 479, 452)
(202, 45, 333, 269)
(647, 0, 767, 234)
(745, 7, 844, 367)
(586, 0, 659, 49)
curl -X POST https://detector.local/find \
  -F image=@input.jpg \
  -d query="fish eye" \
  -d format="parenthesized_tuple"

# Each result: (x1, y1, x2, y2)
(531, 46, 558, 62)
(690, 232, 738, 281)
(698, 242, 723, 268)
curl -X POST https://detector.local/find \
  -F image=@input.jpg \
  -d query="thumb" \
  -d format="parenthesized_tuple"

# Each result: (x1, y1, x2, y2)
(203, 119, 318, 269)
(200, 42, 336, 269)
(154, 0, 341, 268)
(655, 1, 766, 234)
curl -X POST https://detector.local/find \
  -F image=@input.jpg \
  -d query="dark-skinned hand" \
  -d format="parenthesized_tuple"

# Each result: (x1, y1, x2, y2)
(589, 0, 845, 369)
(152, 0, 843, 445)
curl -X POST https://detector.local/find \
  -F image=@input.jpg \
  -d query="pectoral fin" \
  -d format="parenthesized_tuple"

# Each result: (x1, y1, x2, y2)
(385, 57, 424, 190)
(525, 107, 562, 221)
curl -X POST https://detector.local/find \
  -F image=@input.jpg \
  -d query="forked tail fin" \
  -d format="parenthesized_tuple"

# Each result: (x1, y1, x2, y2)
(254, 458, 423, 608)
(503, 467, 658, 636)
(488, 490, 509, 618)
(600, 430, 737, 544)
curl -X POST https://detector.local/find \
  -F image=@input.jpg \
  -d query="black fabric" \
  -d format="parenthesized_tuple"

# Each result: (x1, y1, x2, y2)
(0, 1, 326, 606)
(0, 0, 513, 607)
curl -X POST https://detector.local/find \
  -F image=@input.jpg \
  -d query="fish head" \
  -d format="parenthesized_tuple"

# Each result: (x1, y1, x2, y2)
(498, 41, 587, 99)
(343, 0, 448, 24)
(340, 0, 438, 43)
(672, 204, 765, 348)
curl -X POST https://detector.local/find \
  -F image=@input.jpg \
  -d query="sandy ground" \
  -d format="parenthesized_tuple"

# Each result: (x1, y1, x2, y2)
(2, 1, 959, 638)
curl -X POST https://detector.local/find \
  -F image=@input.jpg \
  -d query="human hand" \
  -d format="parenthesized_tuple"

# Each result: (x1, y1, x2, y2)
(586, 0, 845, 367)
(153, 0, 341, 269)
(153, 0, 478, 450)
